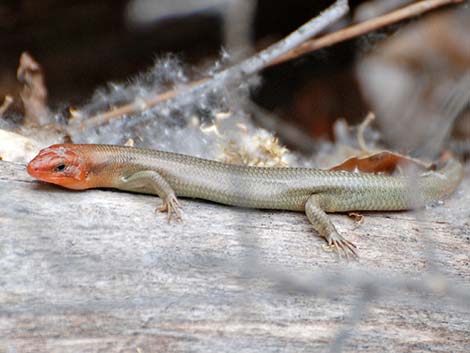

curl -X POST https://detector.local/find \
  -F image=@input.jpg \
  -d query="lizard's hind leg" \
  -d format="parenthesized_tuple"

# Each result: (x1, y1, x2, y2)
(304, 194, 358, 259)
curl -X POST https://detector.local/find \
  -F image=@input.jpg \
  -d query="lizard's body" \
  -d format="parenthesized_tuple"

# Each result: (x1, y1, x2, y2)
(27, 144, 464, 257)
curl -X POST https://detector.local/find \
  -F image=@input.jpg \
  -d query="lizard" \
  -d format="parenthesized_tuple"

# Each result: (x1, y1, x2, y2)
(26, 144, 464, 258)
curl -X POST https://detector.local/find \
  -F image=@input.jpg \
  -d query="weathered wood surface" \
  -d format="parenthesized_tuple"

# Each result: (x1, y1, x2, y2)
(1, 160, 469, 353)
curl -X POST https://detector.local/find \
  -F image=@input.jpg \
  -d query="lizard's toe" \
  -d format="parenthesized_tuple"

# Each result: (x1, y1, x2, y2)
(156, 194, 183, 223)
(326, 231, 358, 260)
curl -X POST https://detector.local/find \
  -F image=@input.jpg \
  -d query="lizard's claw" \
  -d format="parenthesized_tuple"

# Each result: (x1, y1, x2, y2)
(325, 231, 358, 260)
(157, 194, 183, 223)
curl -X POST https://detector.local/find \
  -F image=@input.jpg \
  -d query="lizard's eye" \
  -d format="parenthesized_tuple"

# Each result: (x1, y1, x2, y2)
(54, 163, 67, 172)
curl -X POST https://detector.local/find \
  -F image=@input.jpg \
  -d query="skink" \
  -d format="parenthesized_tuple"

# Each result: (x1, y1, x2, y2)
(27, 144, 464, 257)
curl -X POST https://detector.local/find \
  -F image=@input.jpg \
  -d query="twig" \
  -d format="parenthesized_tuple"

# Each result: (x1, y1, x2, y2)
(77, 0, 349, 130)
(270, 0, 464, 66)
(77, 78, 207, 129)
(220, 0, 349, 80)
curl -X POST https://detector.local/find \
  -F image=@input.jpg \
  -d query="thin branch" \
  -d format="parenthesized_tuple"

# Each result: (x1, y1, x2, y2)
(76, 0, 349, 130)
(270, 0, 464, 66)
(77, 78, 207, 129)
(220, 0, 349, 80)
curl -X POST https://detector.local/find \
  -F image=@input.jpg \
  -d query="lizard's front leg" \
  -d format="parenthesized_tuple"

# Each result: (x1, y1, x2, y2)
(305, 194, 357, 258)
(119, 170, 182, 222)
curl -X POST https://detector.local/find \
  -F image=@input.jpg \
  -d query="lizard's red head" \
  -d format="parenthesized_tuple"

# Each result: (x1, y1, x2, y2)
(27, 144, 90, 190)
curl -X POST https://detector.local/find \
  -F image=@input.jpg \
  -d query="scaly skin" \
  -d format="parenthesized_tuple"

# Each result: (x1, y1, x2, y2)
(27, 144, 464, 258)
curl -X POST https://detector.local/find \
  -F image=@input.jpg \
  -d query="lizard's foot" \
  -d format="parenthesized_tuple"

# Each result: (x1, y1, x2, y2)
(157, 194, 183, 223)
(324, 231, 358, 260)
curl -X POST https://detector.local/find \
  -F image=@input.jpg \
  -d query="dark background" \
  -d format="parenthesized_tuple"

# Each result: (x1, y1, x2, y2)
(0, 0, 452, 138)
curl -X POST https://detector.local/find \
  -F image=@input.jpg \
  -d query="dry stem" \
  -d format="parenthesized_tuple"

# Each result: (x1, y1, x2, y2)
(271, 0, 464, 66)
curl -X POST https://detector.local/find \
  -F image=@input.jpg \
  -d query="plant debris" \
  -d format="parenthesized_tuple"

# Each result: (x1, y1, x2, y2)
(16, 52, 50, 126)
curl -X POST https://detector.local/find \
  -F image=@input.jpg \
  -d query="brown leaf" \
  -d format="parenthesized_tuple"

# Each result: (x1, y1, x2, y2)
(329, 151, 433, 174)
(348, 212, 364, 225)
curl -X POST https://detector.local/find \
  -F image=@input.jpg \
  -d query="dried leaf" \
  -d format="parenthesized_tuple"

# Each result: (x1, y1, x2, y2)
(17, 52, 49, 125)
(348, 212, 364, 225)
(329, 151, 432, 174)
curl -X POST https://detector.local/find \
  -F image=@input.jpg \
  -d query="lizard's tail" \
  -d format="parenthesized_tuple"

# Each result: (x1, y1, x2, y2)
(417, 158, 464, 204)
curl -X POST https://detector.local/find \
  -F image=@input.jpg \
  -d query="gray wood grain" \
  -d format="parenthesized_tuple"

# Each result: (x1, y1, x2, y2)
(1, 160, 469, 353)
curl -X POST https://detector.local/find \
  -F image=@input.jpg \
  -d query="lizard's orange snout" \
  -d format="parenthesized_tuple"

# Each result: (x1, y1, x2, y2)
(27, 144, 89, 190)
